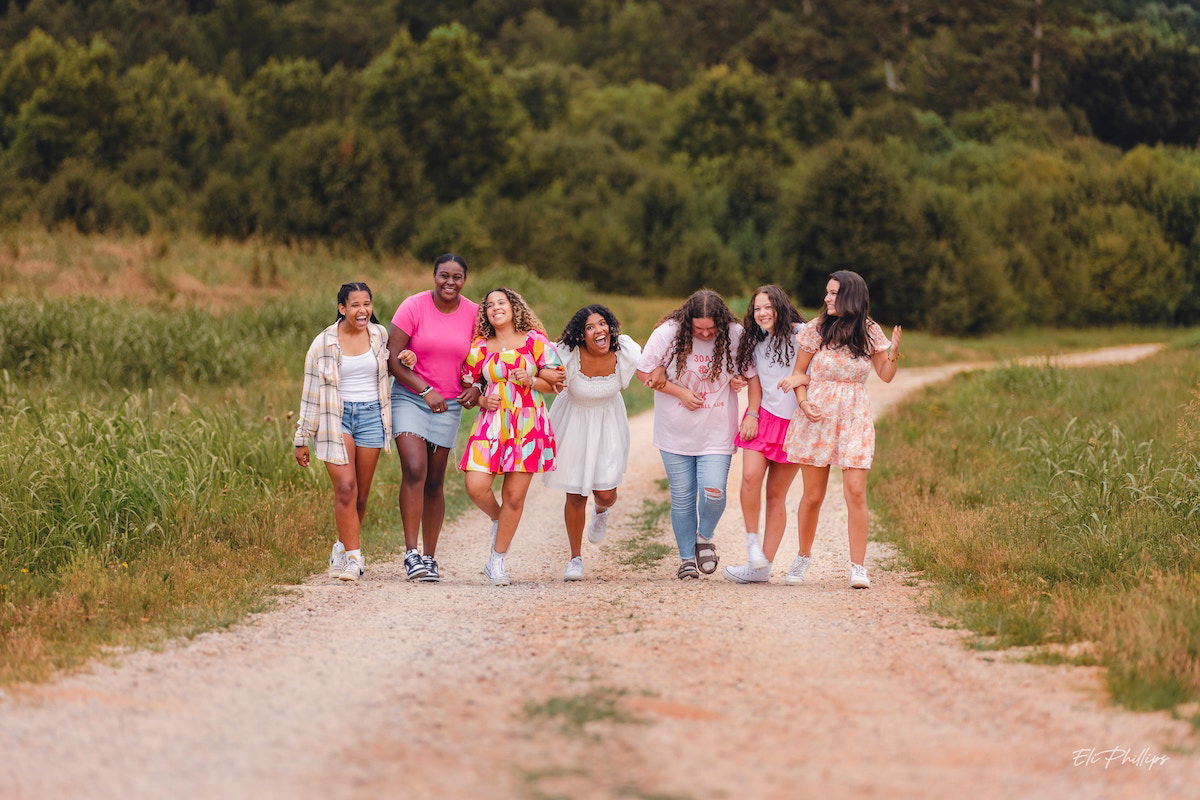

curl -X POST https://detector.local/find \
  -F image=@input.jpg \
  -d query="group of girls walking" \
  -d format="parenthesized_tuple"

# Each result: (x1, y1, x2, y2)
(294, 256, 901, 589)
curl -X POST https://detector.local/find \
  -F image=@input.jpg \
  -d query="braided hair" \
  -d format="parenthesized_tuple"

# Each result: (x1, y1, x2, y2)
(659, 289, 738, 382)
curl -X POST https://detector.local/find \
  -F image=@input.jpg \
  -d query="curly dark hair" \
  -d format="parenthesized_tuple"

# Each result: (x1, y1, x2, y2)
(815, 269, 876, 359)
(735, 285, 805, 374)
(473, 287, 546, 339)
(659, 289, 738, 382)
(559, 304, 622, 352)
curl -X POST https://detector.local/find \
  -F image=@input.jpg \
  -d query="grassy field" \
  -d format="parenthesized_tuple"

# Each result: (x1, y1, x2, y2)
(2, 230, 1195, 684)
(872, 341, 1200, 719)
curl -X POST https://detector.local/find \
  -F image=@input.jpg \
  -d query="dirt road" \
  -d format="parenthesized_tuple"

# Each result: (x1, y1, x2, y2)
(1, 343, 1192, 799)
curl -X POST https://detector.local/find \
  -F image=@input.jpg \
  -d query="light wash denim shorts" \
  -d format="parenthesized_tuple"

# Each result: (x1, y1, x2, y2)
(339, 400, 386, 448)
(390, 385, 462, 449)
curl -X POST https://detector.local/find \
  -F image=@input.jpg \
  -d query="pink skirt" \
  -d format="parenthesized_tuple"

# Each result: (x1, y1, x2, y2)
(734, 407, 794, 464)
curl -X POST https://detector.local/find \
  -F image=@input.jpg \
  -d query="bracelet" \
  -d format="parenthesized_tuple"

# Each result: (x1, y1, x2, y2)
(418, 385, 433, 397)
(746, 411, 759, 418)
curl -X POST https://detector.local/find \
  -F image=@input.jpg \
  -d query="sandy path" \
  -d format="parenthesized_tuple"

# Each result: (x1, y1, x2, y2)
(1, 342, 1192, 799)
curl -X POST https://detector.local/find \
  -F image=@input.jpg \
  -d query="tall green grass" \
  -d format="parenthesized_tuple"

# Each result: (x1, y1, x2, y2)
(873, 344, 1200, 715)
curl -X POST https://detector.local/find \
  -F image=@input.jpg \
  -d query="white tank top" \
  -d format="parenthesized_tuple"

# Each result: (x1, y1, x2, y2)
(339, 350, 378, 402)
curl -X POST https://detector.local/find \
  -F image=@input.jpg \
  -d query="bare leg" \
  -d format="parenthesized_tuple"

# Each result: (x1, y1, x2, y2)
(564, 493, 586, 558)
(796, 465, 830, 558)
(324, 434, 361, 551)
(495, 472, 534, 553)
(421, 444, 452, 556)
(739, 449, 768, 536)
(842, 468, 870, 565)
(464, 471, 500, 522)
(396, 433, 430, 551)
(353, 442, 382, 534)
(761, 461, 801, 561)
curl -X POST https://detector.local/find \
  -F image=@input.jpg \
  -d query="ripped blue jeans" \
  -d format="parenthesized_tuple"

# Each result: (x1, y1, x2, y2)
(659, 451, 732, 560)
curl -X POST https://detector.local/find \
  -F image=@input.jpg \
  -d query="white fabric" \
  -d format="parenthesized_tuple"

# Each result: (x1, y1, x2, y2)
(743, 322, 805, 420)
(543, 334, 642, 494)
(636, 320, 743, 456)
(338, 350, 379, 402)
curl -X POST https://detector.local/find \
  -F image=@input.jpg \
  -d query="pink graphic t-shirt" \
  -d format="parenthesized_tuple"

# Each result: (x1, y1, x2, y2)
(637, 319, 743, 456)
(391, 291, 479, 399)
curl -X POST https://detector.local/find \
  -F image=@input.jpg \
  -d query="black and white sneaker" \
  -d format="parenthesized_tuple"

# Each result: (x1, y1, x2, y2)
(404, 549, 429, 581)
(419, 555, 440, 583)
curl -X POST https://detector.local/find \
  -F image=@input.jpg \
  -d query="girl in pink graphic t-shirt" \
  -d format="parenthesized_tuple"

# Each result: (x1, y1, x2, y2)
(635, 290, 745, 580)
(387, 254, 481, 583)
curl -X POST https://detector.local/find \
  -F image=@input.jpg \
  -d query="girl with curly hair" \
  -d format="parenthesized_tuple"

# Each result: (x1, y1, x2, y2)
(460, 287, 564, 586)
(635, 289, 745, 579)
(541, 304, 642, 581)
(779, 270, 902, 589)
(723, 286, 811, 585)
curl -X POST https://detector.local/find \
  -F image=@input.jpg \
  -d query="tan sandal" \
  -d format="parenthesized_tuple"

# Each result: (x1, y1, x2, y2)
(695, 539, 718, 574)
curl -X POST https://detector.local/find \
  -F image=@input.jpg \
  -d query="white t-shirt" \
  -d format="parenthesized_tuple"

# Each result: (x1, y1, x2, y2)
(637, 320, 743, 456)
(743, 322, 805, 420)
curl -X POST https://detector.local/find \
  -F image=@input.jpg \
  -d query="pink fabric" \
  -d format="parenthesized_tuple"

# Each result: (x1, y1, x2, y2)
(391, 291, 478, 399)
(636, 320, 743, 456)
(735, 407, 792, 464)
(784, 320, 891, 469)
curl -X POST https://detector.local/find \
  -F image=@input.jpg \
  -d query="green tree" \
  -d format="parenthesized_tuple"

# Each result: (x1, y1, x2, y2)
(242, 57, 328, 141)
(665, 63, 784, 163)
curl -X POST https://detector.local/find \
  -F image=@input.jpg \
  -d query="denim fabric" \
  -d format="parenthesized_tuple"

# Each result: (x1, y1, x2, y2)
(339, 400, 386, 448)
(658, 451, 732, 559)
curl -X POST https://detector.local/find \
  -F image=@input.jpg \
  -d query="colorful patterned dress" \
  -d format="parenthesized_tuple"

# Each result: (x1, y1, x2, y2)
(783, 321, 891, 470)
(459, 331, 563, 474)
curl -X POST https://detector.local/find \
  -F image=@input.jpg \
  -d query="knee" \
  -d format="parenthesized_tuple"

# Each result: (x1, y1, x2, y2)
(502, 494, 526, 513)
(799, 490, 824, 510)
(702, 486, 725, 503)
(401, 464, 428, 486)
(843, 484, 867, 507)
(333, 482, 357, 506)
(565, 494, 588, 509)
(423, 474, 445, 496)
(593, 489, 617, 507)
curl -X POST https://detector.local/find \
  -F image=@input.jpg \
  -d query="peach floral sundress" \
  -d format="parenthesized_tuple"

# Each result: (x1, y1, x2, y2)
(783, 321, 891, 470)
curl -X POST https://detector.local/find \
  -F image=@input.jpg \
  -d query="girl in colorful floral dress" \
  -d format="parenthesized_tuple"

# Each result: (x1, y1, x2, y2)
(460, 287, 563, 586)
(780, 270, 902, 589)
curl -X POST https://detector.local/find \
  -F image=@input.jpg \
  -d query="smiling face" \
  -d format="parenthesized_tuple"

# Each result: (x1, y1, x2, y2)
(433, 260, 466, 305)
(691, 316, 717, 341)
(823, 279, 840, 317)
(751, 292, 776, 334)
(484, 290, 513, 330)
(338, 290, 373, 330)
(582, 312, 611, 354)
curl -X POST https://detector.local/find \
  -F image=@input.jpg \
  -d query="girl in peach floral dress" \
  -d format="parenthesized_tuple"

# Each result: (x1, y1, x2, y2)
(780, 270, 902, 589)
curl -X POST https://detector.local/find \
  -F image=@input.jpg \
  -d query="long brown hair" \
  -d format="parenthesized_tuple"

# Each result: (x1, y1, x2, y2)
(736, 284, 805, 374)
(659, 289, 738, 382)
(473, 287, 546, 339)
(815, 270, 876, 359)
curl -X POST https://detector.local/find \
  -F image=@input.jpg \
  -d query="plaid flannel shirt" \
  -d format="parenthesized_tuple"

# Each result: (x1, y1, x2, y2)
(293, 322, 392, 465)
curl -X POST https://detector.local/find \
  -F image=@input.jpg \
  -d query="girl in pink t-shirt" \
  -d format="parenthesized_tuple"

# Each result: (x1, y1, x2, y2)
(635, 290, 745, 580)
(387, 254, 481, 583)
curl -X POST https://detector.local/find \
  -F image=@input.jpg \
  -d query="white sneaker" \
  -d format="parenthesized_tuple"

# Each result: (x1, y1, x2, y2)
(587, 506, 611, 544)
(850, 563, 870, 589)
(563, 556, 584, 581)
(747, 540, 769, 570)
(328, 541, 346, 578)
(338, 555, 363, 582)
(722, 563, 770, 583)
(785, 554, 812, 585)
(484, 553, 510, 586)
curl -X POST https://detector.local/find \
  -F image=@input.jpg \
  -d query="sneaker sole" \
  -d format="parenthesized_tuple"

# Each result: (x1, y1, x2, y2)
(722, 567, 767, 584)
(489, 577, 510, 586)
(563, 573, 583, 582)
(418, 574, 440, 583)
(850, 582, 870, 589)
(337, 571, 361, 582)
(785, 575, 808, 585)
(405, 568, 430, 581)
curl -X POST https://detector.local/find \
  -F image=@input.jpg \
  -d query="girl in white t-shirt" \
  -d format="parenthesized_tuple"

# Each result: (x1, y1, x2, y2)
(723, 285, 810, 585)
(635, 290, 745, 580)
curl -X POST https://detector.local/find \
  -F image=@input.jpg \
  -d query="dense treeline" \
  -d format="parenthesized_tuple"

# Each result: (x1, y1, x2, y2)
(2, 1, 1200, 331)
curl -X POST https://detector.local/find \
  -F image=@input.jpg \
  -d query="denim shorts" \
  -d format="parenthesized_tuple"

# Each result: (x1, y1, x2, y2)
(339, 400, 386, 448)
(391, 386, 462, 449)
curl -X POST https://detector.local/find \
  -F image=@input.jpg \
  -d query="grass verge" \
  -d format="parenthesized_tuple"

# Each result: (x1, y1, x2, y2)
(873, 343, 1200, 717)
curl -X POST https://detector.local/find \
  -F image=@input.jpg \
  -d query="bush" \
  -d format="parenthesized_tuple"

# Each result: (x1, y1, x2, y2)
(199, 172, 256, 239)
(36, 159, 148, 234)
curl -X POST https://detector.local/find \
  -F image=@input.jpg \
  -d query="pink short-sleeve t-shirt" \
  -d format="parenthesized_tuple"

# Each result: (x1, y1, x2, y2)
(391, 291, 479, 399)
(636, 320, 743, 456)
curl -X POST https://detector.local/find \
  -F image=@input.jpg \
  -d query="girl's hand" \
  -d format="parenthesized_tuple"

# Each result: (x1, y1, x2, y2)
(890, 325, 903, 358)
(799, 400, 822, 422)
(730, 374, 748, 391)
(739, 414, 759, 440)
(480, 391, 501, 412)
(778, 374, 808, 392)
(678, 389, 704, 411)
(424, 388, 448, 413)
(457, 384, 482, 409)
(510, 367, 534, 388)
(643, 366, 667, 389)
(399, 349, 418, 368)
(294, 445, 310, 468)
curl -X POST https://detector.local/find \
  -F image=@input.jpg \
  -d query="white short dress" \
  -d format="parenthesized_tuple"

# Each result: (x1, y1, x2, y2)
(543, 334, 642, 494)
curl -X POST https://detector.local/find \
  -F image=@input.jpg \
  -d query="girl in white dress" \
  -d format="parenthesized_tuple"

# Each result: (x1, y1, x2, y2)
(542, 305, 642, 581)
